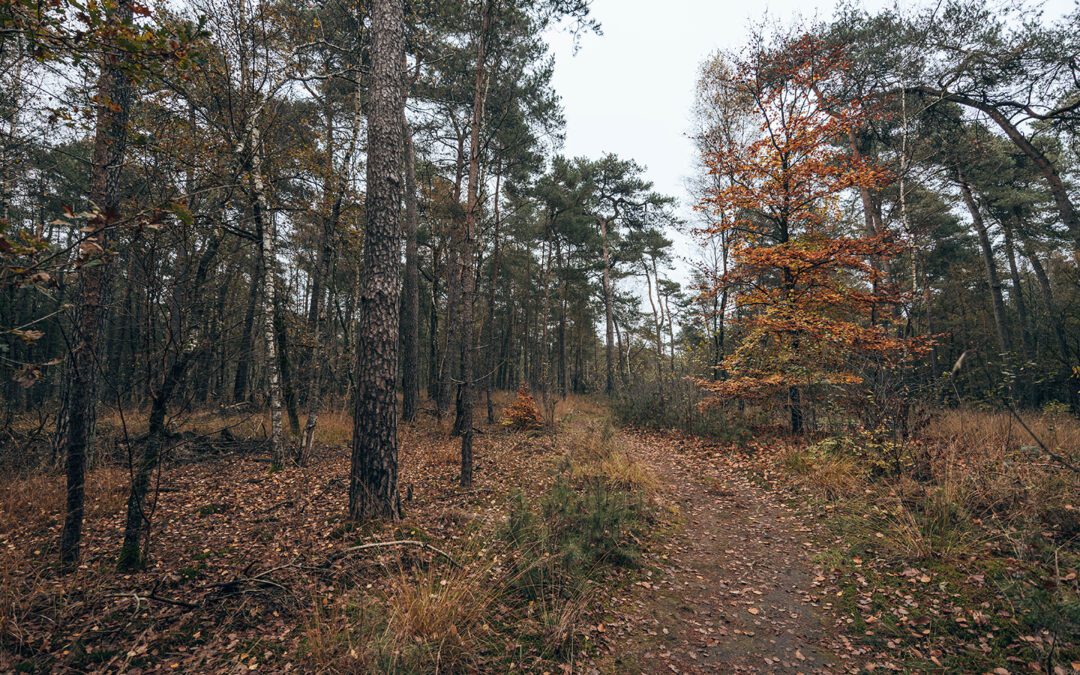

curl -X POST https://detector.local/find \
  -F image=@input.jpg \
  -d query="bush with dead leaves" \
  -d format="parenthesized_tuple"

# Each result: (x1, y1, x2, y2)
(502, 385, 545, 431)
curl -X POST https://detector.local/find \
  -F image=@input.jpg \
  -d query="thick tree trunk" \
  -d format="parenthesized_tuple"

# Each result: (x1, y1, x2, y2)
(349, 0, 405, 520)
(60, 0, 134, 570)
(401, 121, 420, 422)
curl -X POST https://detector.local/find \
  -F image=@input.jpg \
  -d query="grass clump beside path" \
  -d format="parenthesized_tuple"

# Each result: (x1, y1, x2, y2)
(302, 397, 657, 673)
(775, 408, 1080, 672)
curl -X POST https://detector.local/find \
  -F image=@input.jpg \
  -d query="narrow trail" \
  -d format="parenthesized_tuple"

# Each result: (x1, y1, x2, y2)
(603, 433, 848, 674)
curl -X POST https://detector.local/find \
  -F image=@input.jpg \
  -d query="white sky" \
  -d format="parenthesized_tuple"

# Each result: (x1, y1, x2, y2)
(546, 0, 1076, 283)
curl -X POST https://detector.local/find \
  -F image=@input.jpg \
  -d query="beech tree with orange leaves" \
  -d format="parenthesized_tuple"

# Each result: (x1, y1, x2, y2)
(696, 35, 920, 434)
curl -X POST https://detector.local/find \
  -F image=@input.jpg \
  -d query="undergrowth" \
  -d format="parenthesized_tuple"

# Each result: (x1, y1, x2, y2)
(777, 407, 1080, 671)
(301, 403, 655, 673)
(610, 379, 757, 442)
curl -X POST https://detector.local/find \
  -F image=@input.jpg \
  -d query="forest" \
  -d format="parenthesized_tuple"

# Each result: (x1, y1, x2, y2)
(0, 0, 1078, 671)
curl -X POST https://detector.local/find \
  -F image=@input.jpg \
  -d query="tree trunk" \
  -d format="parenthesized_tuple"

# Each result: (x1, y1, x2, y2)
(644, 257, 663, 386)
(600, 217, 615, 395)
(60, 0, 134, 570)
(250, 124, 287, 468)
(427, 243, 441, 402)
(118, 232, 223, 570)
(458, 0, 492, 487)
(233, 255, 259, 402)
(538, 232, 554, 422)
(664, 289, 676, 373)
(789, 385, 803, 435)
(1017, 231, 1075, 407)
(846, 128, 884, 325)
(1002, 219, 1033, 361)
(956, 172, 1012, 356)
(401, 121, 421, 422)
(557, 246, 568, 399)
(485, 168, 502, 423)
(301, 81, 351, 460)
(438, 245, 459, 420)
(442, 135, 467, 426)
(349, 0, 405, 520)
(273, 276, 300, 437)
(300, 196, 337, 462)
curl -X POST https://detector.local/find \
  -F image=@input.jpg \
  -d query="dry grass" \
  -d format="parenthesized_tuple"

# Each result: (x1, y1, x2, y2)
(379, 562, 497, 669)
(525, 582, 593, 658)
(922, 406, 1080, 457)
(0, 466, 127, 537)
(557, 395, 608, 423)
(0, 396, 650, 672)
(783, 448, 865, 502)
(98, 407, 273, 441)
(916, 408, 1080, 557)
(560, 405, 658, 495)
(303, 560, 498, 673)
(779, 407, 1080, 563)
(572, 449, 659, 494)
(768, 406, 1080, 669)
(0, 547, 43, 653)
(308, 410, 354, 447)
(1, 466, 127, 656)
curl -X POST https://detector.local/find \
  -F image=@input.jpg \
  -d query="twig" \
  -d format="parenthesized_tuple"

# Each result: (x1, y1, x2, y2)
(1002, 400, 1080, 474)
(257, 498, 296, 514)
(108, 591, 199, 610)
(326, 540, 461, 568)
(210, 557, 320, 599)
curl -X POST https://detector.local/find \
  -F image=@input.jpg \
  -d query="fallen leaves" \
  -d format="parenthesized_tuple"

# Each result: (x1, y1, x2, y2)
(0, 411, 564, 672)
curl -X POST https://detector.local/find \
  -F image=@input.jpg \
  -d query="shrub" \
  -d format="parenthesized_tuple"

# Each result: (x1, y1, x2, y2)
(502, 385, 545, 431)
(505, 478, 640, 598)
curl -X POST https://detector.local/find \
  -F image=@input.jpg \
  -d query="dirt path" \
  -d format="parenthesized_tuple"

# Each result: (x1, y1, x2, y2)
(601, 433, 850, 674)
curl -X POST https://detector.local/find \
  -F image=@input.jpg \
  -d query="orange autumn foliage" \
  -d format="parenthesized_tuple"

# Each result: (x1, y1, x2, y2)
(696, 35, 927, 403)
(502, 385, 545, 430)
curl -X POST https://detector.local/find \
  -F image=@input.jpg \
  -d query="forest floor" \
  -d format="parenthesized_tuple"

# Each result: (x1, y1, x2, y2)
(2, 398, 1076, 673)
(592, 431, 848, 674)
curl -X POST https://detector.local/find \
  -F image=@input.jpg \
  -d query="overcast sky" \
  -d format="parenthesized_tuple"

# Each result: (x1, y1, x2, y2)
(545, 0, 1075, 280)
